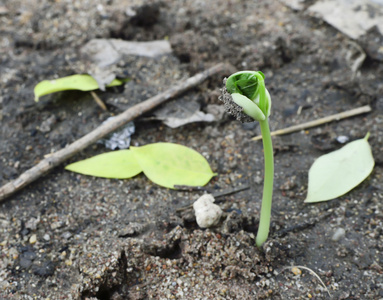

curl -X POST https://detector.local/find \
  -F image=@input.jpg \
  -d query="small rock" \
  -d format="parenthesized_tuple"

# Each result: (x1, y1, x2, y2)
(29, 234, 37, 244)
(65, 259, 72, 266)
(291, 266, 302, 276)
(32, 260, 56, 276)
(20, 227, 30, 236)
(118, 222, 148, 237)
(22, 251, 37, 260)
(25, 217, 40, 230)
(19, 257, 33, 269)
(280, 176, 297, 190)
(61, 232, 72, 240)
(43, 234, 50, 241)
(336, 135, 349, 144)
(223, 211, 243, 233)
(39, 115, 57, 133)
(193, 194, 222, 228)
(254, 175, 263, 185)
(51, 221, 64, 230)
(19, 250, 36, 269)
(9, 248, 18, 260)
(332, 228, 346, 242)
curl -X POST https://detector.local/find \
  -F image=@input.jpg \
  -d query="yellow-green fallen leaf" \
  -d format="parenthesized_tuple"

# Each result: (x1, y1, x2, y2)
(65, 150, 142, 179)
(305, 134, 374, 203)
(130, 143, 217, 189)
(34, 74, 126, 101)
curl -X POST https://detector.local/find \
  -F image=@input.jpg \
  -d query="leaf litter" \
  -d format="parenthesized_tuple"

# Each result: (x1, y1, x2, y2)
(305, 133, 375, 203)
(66, 142, 216, 189)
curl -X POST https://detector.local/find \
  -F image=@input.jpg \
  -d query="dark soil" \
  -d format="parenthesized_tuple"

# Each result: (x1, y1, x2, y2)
(1, 0, 383, 299)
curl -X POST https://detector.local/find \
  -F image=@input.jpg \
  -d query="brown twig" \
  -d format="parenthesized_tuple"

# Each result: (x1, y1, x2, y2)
(0, 63, 231, 202)
(251, 105, 371, 141)
(90, 91, 108, 111)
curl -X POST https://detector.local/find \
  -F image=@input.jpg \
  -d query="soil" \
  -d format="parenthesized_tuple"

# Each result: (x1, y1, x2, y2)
(1, 0, 383, 299)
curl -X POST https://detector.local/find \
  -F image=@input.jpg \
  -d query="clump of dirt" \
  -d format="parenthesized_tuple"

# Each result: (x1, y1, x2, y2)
(1, 0, 383, 299)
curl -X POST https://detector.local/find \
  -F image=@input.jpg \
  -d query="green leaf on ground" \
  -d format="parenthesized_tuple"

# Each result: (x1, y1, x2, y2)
(34, 74, 126, 101)
(65, 150, 142, 179)
(305, 134, 375, 203)
(130, 143, 217, 189)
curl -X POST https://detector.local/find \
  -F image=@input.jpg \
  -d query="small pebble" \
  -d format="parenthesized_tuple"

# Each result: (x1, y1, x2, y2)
(291, 266, 302, 276)
(19, 257, 33, 269)
(26, 217, 40, 230)
(332, 228, 346, 241)
(43, 234, 50, 241)
(336, 136, 349, 144)
(29, 234, 37, 244)
(254, 175, 263, 184)
(193, 194, 222, 228)
(61, 232, 72, 240)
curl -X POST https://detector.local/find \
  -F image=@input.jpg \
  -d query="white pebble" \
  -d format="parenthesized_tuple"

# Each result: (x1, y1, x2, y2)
(193, 194, 222, 228)
(332, 228, 346, 241)
(336, 136, 349, 144)
(29, 234, 37, 244)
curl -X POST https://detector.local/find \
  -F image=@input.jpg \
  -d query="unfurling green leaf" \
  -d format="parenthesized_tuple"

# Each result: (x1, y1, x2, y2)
(224, 70, 271, 120)
(225, 71, 265, 101)
(65, 150, 142, 179)
(305, 134, 374, 203)
(34, 74, 127, 101)
(130, 143, 217, 189)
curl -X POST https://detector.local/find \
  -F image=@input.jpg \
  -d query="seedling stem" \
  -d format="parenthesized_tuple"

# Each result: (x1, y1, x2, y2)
(256, 119, 274, 248)
(221, 70, 274, 248)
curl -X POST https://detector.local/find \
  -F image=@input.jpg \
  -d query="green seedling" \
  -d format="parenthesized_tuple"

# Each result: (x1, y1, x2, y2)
(220, 71, 273, 248)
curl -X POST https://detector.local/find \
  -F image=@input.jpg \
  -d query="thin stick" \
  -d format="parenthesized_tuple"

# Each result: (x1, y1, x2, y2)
(212, 184, 249, 198)
(251, 105, 371, 141)
(90, 91, 108, 111)
(0, 63, 230, 202)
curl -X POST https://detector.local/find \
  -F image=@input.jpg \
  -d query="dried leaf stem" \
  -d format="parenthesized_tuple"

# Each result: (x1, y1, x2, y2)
(90, 91, 108, 111)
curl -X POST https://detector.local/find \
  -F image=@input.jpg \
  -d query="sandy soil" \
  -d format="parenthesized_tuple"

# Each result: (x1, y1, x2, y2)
(1, 0, 383, 299)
